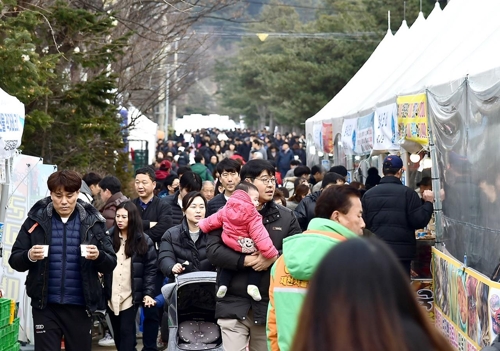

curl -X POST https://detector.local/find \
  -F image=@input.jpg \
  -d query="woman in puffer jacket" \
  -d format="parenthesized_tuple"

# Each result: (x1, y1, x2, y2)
(103, 201, 157, 351)
(158, 191, 214, 280)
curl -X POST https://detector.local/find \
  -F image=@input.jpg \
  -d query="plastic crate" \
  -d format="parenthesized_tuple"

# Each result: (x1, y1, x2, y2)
(0, 319, 19, 351)
(0, 342, 19, 351)
(0, 299, 10, 327)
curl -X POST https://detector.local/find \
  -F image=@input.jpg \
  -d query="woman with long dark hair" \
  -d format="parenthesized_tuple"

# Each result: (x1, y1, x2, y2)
(286, 184, 311, 210)
(103, 201, 157, 351)
(291, 238, 454, 351)
(158, 191, 214, 279)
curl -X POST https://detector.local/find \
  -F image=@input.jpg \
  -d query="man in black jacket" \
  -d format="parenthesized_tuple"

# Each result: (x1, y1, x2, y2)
(132, 167, 173, 351)
(163, 171, 202, 226)
(206, 158, 241, 216)
(362, 155, 434, 276)
(294, 172, 346, 230)
(9, 170, 117, 351)
(206, 159, 301, 351)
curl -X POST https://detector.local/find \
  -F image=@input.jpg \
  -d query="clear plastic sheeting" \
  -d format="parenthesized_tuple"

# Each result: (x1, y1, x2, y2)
(428, 78, 500, 276)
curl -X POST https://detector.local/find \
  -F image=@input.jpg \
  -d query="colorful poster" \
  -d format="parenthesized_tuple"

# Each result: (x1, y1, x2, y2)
(373, 104, 399, 150)
(321, 122, 333, 153)
(397, 93, 429, 145)
(433, 248, 493, 349)
(341, 117, 357, 155)
(354, 113, 374, 154)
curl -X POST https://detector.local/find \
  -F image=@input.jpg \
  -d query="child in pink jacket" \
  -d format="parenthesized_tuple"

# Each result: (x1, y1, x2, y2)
(198, 182, 278, 301)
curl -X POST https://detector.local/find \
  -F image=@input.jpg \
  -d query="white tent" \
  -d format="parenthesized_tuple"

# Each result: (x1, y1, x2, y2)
(127, 105, 158, 164)
(306, 0, 500, 135)
(175, 114, 238, 133)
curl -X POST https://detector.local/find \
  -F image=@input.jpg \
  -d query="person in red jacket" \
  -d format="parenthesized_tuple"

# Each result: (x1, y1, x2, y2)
(199, 182, 278, 301)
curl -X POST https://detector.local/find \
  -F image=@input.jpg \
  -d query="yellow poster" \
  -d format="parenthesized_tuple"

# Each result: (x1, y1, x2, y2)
(397, 93, 429, 145)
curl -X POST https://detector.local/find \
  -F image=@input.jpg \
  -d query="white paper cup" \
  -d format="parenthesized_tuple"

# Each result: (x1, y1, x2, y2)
(81, 245, 89, 257)
(40, 245, 49, 257)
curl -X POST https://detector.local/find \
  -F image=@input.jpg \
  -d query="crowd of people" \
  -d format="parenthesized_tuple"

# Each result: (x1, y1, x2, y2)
(7, 128, 460, 351)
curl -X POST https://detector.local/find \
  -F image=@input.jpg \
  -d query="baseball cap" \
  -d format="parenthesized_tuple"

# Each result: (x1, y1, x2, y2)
(383, 155, 403, 170)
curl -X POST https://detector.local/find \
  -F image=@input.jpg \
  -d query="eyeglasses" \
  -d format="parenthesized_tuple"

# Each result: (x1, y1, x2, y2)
(254, 177, 276, 185)
(220, 172, 238, 179)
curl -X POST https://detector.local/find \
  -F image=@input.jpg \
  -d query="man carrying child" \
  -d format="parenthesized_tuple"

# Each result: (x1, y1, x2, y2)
(206, 159, 301, 351)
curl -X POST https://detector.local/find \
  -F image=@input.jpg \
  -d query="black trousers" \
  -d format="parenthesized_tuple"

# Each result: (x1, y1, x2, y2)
(142, 270, 164, 351)
(219, 268, 264, 288)
(108, 305, 138, 351)
(32, 303, 92, 351)
(401, 260, 412, 279)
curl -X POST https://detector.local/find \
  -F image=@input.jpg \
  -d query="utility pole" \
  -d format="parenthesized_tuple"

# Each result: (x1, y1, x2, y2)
(172, 39, 179, 134)
(164, 62, 170, 137)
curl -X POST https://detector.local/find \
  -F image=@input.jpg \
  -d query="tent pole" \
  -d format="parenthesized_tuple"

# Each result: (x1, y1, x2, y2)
(0, 157, 11, 257)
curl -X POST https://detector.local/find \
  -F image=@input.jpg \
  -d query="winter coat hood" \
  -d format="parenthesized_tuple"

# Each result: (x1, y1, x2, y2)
(283, 218, 358, 281)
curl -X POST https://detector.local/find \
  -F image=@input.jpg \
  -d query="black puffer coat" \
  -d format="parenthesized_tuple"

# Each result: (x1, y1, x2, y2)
(103, 233, 157, 304)
(293, 191, 321, 231)
(8, 198, 117, 312)
(206, 201, 301, 325)
(163, 191, 184, 226)
(158, 218, 214, 279)
(206, 193, 227, 217)
(362, 176, 433, 260)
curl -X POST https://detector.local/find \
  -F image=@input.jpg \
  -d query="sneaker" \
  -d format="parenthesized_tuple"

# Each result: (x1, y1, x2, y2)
(98, 332, 115, 347)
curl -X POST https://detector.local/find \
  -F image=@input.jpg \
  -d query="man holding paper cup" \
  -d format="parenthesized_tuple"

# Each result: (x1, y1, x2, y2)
(9, 170, 117, 351)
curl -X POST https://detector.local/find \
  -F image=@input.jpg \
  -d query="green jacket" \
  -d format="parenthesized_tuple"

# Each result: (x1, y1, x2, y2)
(191, 162, 214, 182)
(266, 218, 359, 351)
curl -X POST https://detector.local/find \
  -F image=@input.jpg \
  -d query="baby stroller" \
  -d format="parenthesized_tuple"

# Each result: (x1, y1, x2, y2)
(161, 272, 223, 350)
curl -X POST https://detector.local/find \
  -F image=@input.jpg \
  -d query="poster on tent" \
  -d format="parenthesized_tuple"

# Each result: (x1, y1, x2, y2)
(1, 154, 55, 342)
(341, 117, 358, 155)
(432, 248, 493, 350)
(373, 104, 399, 150)
(312, 122, 323, 152)
(354, 113, 374, 154)
(397, 93, 429, 146)
(321, 122, 334, 153)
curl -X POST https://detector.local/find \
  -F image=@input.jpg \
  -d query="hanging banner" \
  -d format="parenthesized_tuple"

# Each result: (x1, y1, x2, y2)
(321, 122, 334, 154)
(341, 117, 358, 155)
(397, 93, 429, 145)
(312, 122, 323, 152)
(354, 113, 374, 154)
(373, 104, 399, 150)
(433, 248, 494, 350)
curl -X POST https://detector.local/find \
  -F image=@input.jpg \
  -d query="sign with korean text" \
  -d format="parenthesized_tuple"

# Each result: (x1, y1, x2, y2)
(341, 117, 358, 155)
(0, 89, 25, 158)
(373, 104, 399, 150)
(354, 113, 374, 154)
(397, 93, 429, 145)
